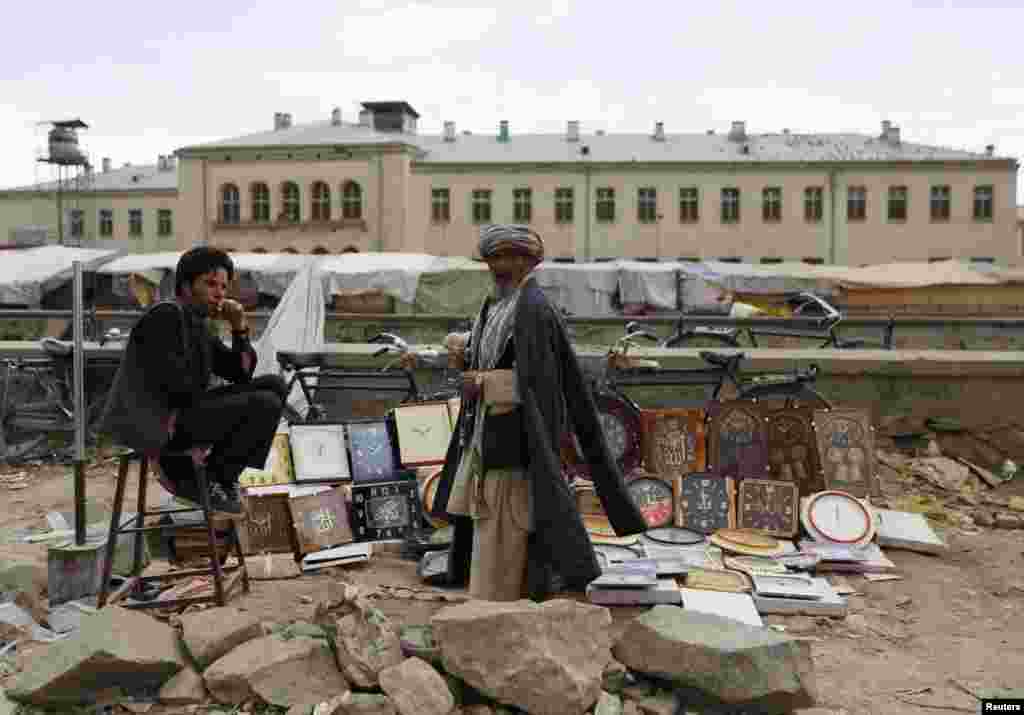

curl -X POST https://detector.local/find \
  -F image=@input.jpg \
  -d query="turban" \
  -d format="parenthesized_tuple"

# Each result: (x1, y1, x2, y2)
(478, 224, 544, 262)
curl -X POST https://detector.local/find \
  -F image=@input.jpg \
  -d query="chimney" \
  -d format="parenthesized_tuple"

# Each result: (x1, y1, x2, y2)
(653, 121, 665, 142)
(885, 125, 900, 144)
(443, 121, 456, 142)
(986, 144, 995, 157)
(728, 121, 747, 142)
(359, 108, 374, 127)
(498, 120, 509, 143)
(331, 107, 342, 126)
(881, 120, 892, 137)
(566, 120, 580, 142)
(102, 157, 111, 173)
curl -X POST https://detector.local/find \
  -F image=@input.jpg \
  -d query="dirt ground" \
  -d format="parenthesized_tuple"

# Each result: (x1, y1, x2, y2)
(2, 458, 1023, 715)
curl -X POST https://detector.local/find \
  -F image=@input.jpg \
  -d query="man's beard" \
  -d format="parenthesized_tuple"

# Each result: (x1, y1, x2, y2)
(493, 277, 517, 299)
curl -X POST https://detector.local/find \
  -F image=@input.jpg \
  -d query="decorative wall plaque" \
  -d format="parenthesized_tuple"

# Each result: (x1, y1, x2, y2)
(737, 479, 799, 537)
(764, 407, 824, 495)
(289, 424, 350, 484)
(241, 492, 295, 554)
(640, 408, 706, 475)
(347, 420, 398, 484)
(288, 488, 353, 556)
(707, 402, 770, 479)
(813, 408, 878, 498)
(675, 473, 736, 534)
(350, 478, 422, 542)
(393, 401, 453, 467)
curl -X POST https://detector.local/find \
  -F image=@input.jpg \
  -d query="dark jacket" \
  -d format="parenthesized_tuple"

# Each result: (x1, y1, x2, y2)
(101, 301, 256, 452)
(432, 276, 647, 596)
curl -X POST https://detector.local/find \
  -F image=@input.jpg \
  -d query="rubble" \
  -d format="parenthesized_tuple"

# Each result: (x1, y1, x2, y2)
(324, 598, 404, 688)
(321, 691, 398, 715)
(613, 606, 815, 713)
(595, 691, 624, 715)
(158, 663, 207, 705)
(4, 607, 184, 706)
(432, 598, 612, 715)
(179, 606, 264, 669)
(378, 656, 455, 715)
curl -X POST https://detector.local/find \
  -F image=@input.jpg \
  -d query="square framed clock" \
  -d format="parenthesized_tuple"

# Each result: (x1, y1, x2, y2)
(346, 420, 398, 484)
(736, 478, 799, 537)
(350, 479, 422, 542)
(675, 472, 736, 534)
(392, 401, 453, 467)
(289, 423, 350, 484)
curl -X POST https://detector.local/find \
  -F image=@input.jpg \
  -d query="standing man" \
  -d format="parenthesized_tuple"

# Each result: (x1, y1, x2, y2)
(102, 247, 287, 513)
(431, 225, 646, 601)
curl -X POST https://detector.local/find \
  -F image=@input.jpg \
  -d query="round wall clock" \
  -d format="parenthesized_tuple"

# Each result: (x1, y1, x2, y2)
(627, 477, 675, 529)
(596, 393, 643, 475)
(418, 469, 448, 529)
(802, 490, 875, 545)
(645, 527, 705, 545)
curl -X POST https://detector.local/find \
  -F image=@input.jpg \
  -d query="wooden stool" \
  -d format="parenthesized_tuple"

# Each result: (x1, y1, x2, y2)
(97, 450, 250, 610)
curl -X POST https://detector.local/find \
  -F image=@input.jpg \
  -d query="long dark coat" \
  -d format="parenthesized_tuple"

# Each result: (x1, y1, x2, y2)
(431, 276, 646, 597)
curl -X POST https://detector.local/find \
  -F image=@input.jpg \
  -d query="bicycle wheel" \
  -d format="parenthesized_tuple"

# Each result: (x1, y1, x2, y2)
(665, 331, 741, 349)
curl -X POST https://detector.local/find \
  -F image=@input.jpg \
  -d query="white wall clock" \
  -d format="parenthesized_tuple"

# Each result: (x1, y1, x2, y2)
(801, 490, 875, 545)
(289, 423, 350, 484)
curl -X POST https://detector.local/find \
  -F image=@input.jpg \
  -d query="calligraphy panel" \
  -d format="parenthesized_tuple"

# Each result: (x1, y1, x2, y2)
(764, 407, 824, 496)
(707, 402, 769, 479)
(641, 408, 706, 476)
(813, 408, 878, 498)
(288, 488, 353, 555)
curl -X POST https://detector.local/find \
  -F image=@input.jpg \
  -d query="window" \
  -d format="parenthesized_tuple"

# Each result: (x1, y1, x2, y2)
(157, 209, 172, 236)
(762, 187, 782, 222)
(596, 187, 615, 223)
(220, 183, 240, 224)
(281, 182, 300, 222)
(804, 187, 823, 222)
(638, 187, 657, 223)
(930, 185, 951, 221)
(128, 209, 142, 236)
(311, 181, 331, 221)
(887, 186, 908, 221)
(847, 186, 867, 221)
(679, 187, 699, 223)
(342, 181, 362, 220)
(252, 247, 268, 254)
(471, 189, 492, 224)
(974, 185, 993, 221)
(99, 209, 113, 237)
(70, 209, 84, 238)
(431, 188, 450, 223)
(720, 188, 740, 223)
(555, 187, 574, 223)
(513, 188, 532, 223)
(312, 246, 330, 255)
(251, 182, 270, 222)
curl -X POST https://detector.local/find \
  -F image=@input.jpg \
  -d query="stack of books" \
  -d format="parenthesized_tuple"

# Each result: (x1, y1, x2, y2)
(586, 562, 682, 606)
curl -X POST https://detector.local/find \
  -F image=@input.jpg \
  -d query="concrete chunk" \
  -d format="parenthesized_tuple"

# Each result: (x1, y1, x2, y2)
(179, 606, 263, 670)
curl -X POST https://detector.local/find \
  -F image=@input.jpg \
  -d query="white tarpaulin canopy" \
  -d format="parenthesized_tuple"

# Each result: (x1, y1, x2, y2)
(616, 260, 681, 311)
(319, 252, 437, 304)
(0, 245, 122, 306)
(535, 261, 619, 316)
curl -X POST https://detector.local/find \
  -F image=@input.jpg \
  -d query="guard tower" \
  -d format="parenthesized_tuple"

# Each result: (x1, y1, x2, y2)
(36, 119, 92, 245)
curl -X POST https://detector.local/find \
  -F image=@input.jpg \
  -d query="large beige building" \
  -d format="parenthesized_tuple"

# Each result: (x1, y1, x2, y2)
(1, 101, 1019, 264)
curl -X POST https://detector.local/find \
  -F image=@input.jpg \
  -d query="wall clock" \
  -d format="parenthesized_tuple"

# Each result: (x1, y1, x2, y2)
(645, 526, 705, 545)
(350, 479, 422, 542)
(675, 473, 736, 535)
(801, 490, 875, 545)
(418, 468, 448, 529)
(289, 424, 350, 484)
(346, 420, 397, 484)
(626, 476, 675, 529)
(595, 393, 643, 476)
(737, 479, 799, 537)
(393, 401, 453, 467)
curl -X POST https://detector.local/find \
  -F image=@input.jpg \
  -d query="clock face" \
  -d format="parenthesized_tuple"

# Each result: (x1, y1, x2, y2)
(738, 480, 798, 537)
(807, 491, 872, 543)
(347, 422, 396, 483)
(592, 393, 642, 475)
(290, 425, 348, 481)
(599, 411, 628, 463)
(678, 474, 733, 534)
(627, 477, 674, 528)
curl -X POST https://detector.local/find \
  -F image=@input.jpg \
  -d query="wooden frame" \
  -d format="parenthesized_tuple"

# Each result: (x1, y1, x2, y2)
(813, 408, 878, 498)
(640, 407, 707, 476)
(736, 479, 799, 538)
(289, 423, 350, 484)
(346, 419, 398, 484)
(674, 473, 736, 534)
(392, 401, 453, 467)
(350, 479, 422, 542)
(288, 487, 353, 556)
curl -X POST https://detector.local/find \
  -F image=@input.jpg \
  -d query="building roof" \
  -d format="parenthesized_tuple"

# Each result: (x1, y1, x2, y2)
(179, 120, 1005, 164)
(0, 162, 177, 193)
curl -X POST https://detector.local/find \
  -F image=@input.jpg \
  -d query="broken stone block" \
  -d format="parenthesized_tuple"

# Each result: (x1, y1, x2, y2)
(0, 561, 48, 626)
(612, 606, 815, 714)
(379, 657, 454, 715)
(180, 607, 263, 670)
(460, 706, 495, 715)
(5, 607, 183, 707)
(328, 601, 404, 689)
(995, 513, 1023, 529)
(636, 692, 676, 715)
(203, 634, 348, 708)
(432, 598, 612, 715)
(595, 691, 623, 715)
(158, 664, 206, 705)
(322, 691, 399, 715)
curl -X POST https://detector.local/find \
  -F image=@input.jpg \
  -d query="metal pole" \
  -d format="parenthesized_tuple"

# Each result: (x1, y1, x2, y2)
(73, 261, 86, 545)
(56, 166, 64, 246)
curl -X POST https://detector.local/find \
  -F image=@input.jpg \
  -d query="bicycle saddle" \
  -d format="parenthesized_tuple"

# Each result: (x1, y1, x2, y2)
(276, 351, 325, 369)
(40, 337, 74, 357)
(700, 350, 744, 368)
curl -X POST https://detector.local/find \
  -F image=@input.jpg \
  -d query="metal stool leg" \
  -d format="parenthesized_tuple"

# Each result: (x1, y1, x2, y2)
(98, 455, 131, 609)
(230, 518, 250, 594)
(132, 456, 150, 576)
(194, 465, 226, 607)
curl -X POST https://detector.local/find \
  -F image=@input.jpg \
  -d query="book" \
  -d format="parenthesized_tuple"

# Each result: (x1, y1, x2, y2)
(752, 577, 848, 618)
(874, 509, 947, 555)
(300, 543, 372, 573)
(679, 588, 763, 628)
(587, 578, 682, 606)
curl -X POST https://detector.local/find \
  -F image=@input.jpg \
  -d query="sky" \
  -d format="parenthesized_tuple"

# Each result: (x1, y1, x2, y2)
(2, 0, 1023, 199)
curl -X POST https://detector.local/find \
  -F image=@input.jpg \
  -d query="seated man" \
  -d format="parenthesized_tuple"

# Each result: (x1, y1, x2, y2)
(102, 247, 286, 513)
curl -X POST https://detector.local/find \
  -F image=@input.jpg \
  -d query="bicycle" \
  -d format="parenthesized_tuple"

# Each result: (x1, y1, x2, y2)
(648, 292, 895, 350)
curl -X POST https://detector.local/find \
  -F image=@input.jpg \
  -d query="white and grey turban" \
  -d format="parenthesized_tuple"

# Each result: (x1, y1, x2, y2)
(478, 224, 545, 262)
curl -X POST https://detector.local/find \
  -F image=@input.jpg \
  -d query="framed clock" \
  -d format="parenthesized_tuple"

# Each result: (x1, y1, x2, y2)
(346, 420, 397, 484)
(289, 423, 350, 484)
(392, 401, 453, 467)
(626, 476, 675, 529)
(595, 392, 643, 476)
(707, 402, 770, 479)
(675, 473, 736, 535)
(801, 490, 875, 545)
(737, 479, 799, 538)
(350, 479, 422, 542)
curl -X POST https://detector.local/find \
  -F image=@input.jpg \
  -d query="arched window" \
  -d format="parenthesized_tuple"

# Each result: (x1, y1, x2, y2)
(282, 247, 299, 254)
(281, 182, 300, 223)
(311, 181, 331, 221)
(251, 182, 270, 222)
(221, 184, 240, 224)
(342, 181, 362, 220)
(341, 245, 360, 254)
(252, 247, 268, 254)
(312, 246, 330, 255)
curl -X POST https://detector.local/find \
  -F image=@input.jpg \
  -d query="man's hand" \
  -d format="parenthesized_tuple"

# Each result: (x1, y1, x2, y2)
(212, 299, 247, 331)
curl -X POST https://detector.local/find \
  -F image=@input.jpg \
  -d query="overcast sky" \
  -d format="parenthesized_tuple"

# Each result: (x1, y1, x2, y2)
(2, 0, 1022, 200)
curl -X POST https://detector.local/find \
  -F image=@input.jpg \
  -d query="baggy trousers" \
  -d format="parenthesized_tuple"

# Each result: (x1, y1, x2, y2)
(160, 374, 287, 487)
